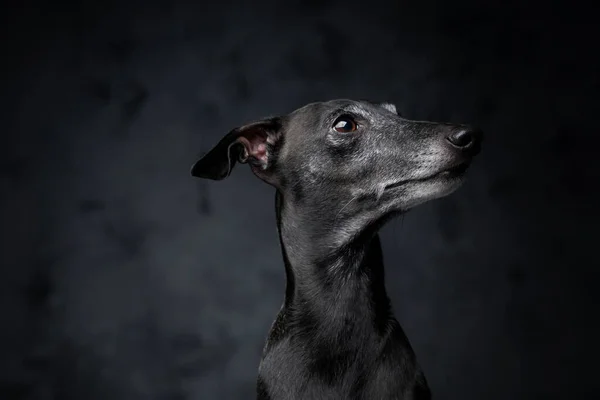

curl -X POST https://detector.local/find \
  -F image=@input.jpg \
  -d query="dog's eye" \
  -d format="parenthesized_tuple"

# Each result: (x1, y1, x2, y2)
(333, 116, 358, 133)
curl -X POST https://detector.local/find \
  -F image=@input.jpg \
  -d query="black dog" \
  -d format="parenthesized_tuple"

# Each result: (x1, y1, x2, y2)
(191, 100, 482, 399)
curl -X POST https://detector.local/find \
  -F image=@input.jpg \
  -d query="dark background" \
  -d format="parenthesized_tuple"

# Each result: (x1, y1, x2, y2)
(1, 0, 598, 399)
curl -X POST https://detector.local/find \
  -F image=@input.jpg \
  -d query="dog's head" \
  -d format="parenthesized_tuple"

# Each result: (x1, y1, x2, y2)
(192, 99, 482, 240)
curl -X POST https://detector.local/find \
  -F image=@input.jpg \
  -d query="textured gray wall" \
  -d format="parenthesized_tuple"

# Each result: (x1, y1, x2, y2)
(1, 0, 598, 399)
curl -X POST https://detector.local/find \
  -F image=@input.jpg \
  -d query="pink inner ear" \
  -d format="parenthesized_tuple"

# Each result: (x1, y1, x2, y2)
(254, 143, 267, 162)
(237, 132, 268, 164)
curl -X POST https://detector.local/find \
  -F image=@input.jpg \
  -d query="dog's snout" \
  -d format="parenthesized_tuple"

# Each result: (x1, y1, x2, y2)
(447, 129, 473, 148)
(446, 127, 482, 156)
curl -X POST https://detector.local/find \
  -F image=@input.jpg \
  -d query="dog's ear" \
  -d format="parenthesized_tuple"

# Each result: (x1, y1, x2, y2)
(190, 117, 283, 182)
(379, 102, 397, 114)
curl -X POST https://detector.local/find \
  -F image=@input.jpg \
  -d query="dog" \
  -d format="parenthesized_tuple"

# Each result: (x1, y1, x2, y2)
(191, 99, 482, 399)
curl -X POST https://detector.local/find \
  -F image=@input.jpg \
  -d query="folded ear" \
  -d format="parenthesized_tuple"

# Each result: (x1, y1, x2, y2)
(379, 102, 397, 114)
(190, 117, 283, 182)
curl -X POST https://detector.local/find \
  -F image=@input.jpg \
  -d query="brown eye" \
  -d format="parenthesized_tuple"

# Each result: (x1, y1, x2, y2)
(333, 116, 358, 133)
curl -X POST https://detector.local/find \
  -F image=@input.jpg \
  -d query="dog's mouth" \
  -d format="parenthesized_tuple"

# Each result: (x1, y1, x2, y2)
(385, 162, 471, 190)
(439, 162, 471, 177)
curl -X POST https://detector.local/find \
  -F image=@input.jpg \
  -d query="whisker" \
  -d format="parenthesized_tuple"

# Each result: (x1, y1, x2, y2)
(335, 193, 361, 223)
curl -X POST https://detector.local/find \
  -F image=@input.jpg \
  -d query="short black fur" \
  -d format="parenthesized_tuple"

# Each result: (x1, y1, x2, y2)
(191, 99, 482, 399)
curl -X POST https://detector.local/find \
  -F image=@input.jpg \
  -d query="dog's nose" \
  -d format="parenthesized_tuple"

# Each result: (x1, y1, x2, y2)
(446, 127, 482, 156)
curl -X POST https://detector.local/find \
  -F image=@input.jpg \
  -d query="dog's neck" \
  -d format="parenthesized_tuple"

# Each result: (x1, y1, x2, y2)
(275, 192, 396, 340)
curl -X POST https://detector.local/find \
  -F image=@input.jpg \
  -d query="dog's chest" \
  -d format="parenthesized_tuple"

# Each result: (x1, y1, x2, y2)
(258, 336, 425, 399)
